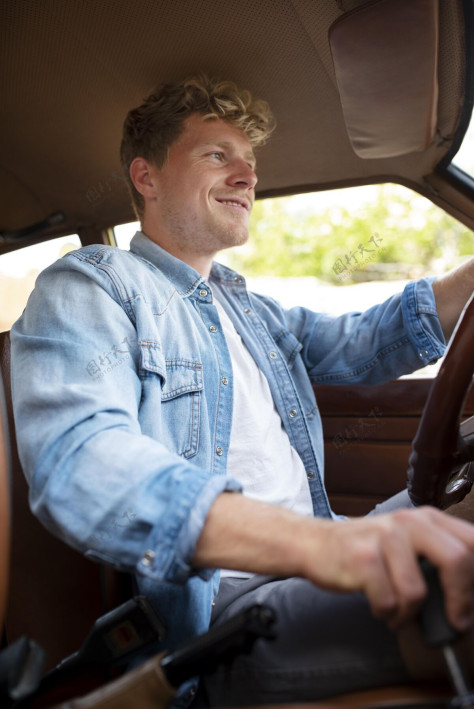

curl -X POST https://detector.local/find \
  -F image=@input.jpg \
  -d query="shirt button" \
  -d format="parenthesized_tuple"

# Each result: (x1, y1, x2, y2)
(209, 325, 218, 333)
(269, 351, 277, 359)
(289, 409, 298, 418)
(221, 376, 229, 385)
(234, 276, 243, 283)
(199, 289, 208, 297)
(141, 549, 155, 566)
(307, 471, 315, 480)
(244, 308, 252, 314)
(418, 349, 429, 358)
(216, 446, 223, 456)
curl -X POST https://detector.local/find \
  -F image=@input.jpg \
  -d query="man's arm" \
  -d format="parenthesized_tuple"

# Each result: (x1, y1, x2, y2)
(193, 492, 474, 631)
(11, 253, 235, 583)
(432, 256, 474, 340)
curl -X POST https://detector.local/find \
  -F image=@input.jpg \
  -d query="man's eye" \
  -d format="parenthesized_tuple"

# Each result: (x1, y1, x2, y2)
(210, 152, 223, 160)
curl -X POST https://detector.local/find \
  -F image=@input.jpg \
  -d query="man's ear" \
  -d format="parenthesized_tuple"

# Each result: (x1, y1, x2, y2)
(129, 158, 156, 199)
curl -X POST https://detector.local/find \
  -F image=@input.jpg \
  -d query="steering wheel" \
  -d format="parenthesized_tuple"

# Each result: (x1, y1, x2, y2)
(407, 292, 474, 509)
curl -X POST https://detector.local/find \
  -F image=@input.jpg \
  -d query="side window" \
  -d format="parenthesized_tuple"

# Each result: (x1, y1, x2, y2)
(228, 183, 472, 304)
(0, 235, 81, 331)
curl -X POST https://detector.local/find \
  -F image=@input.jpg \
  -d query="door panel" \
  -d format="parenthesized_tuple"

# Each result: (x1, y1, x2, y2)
(316, 379, 474, 516)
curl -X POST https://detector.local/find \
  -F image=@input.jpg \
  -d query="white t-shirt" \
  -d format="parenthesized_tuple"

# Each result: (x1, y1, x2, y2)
(214, 299, 313, 578)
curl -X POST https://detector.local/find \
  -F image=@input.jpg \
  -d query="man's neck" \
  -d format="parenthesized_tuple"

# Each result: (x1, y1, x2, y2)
(140, 226, 215, 280)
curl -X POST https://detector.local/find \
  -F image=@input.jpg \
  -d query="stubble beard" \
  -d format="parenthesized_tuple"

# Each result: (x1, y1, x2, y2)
(164, 205, 250, 258)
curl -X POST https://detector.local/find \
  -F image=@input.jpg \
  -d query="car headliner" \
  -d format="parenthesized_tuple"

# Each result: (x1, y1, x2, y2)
(0, 0, 473, 251)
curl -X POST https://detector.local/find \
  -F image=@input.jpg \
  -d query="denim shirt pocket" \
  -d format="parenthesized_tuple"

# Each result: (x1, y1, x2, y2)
(139, 342, 203, 459)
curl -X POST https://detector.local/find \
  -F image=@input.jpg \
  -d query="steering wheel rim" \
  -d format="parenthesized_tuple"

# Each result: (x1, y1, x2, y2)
(407, 292, 474, 509)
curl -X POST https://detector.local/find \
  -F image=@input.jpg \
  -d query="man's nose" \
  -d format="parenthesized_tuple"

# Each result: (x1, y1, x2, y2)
(227, 160, 258, 190)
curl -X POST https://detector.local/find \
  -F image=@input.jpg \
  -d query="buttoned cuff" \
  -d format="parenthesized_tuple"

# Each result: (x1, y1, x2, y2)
(136, 475, 243, 584)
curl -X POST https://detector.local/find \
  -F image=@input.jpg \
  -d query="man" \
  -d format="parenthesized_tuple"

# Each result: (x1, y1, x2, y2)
(11, 76, 474, 705)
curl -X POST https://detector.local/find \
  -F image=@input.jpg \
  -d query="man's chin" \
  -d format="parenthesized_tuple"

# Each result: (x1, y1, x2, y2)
(221, 229, 250, 249)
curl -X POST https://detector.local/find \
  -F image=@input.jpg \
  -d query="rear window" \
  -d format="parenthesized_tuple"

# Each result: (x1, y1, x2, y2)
(0, 235, 81, 331)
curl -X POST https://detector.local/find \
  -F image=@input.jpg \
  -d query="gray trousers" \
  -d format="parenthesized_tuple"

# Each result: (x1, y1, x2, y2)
(197, 490, 414, 706)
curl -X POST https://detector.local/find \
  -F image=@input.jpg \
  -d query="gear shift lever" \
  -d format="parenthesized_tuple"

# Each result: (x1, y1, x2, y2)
(420, 558, 473, 707)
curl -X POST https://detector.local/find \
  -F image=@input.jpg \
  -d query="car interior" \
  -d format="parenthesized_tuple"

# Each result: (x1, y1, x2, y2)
(1, 0, 473, 707)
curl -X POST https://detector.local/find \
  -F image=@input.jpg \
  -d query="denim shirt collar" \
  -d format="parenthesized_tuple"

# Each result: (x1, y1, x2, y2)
(130, 231, 207, 297)
(129, 230, 245, 295)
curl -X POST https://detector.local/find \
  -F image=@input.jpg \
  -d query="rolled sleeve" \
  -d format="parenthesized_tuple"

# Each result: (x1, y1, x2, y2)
(401, 277, 446, 366)
(287, 276, 446, 385)
(139, 477, 243, 584)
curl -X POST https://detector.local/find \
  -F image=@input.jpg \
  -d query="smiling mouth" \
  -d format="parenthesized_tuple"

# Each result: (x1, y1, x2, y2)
(216, 198, 250, 210)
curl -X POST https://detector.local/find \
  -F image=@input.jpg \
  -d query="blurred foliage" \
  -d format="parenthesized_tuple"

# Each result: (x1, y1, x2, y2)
(226, 184, 473, 283)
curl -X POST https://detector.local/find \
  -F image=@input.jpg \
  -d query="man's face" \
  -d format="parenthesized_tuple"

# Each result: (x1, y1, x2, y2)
(144, 113, 257, 264)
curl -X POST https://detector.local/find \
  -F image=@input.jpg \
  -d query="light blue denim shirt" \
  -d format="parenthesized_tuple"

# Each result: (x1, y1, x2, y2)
(11, 231, 445, 703)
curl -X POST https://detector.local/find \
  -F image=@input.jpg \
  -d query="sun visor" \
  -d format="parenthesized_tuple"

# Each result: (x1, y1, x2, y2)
(329, 0, 439, 159)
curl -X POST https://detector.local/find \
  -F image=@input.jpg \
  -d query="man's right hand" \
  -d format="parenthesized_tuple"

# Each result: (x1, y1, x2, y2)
(304, 505, 474, 631)
(193, 493, 474, 632)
